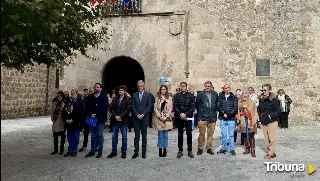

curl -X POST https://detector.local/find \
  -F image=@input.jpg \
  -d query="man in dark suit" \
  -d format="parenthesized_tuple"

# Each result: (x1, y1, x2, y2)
(84, 83, 109, 158)
(131, 80, 152, 159)
(107, 85, 131, 159)
(146, 88, 155, 128)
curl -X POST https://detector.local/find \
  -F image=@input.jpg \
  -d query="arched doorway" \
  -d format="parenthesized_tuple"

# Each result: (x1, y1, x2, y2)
(102, 56, 144, 96)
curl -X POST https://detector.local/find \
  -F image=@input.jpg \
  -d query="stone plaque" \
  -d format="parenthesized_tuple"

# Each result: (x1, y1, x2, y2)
(256, 59, 270, 76)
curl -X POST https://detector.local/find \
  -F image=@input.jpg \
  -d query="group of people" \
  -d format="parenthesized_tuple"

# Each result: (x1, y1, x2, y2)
(50, 80, 292, 160)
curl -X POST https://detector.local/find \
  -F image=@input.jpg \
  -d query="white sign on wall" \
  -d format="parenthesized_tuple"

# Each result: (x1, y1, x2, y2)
(158, 77, 172, 85)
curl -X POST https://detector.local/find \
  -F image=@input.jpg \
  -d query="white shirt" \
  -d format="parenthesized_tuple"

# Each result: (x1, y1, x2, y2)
(249, 93, 259, 107)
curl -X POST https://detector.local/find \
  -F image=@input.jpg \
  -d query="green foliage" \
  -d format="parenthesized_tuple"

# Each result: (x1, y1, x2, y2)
(1, 0, 112, 70)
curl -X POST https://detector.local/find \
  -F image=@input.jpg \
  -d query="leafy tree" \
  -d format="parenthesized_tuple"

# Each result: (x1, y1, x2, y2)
(1, 0, 112, 70)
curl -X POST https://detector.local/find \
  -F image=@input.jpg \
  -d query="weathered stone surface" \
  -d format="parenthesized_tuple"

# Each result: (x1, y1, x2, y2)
(1, 65, 56, 119)
(2, 0, 319, 125)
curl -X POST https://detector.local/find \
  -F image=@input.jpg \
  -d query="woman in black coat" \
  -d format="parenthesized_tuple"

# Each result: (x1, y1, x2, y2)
(62, 89, 85, 157)
(258, 84, 281, 159)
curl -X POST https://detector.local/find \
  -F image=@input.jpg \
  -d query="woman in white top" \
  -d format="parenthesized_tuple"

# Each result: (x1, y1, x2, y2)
(277, 89, 292, 129)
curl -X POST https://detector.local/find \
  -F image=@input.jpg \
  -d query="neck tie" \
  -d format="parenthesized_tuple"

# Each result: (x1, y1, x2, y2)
(139, 93, 142, 102)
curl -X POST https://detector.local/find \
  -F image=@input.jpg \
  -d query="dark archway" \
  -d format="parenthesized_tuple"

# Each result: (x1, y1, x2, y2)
(102, 56, 144, 96)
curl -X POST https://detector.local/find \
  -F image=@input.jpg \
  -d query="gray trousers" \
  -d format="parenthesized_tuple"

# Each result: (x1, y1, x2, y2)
(133, 118, 148, 153)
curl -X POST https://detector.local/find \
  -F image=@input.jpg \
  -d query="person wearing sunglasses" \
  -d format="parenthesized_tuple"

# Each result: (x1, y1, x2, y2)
(258, 84, 281, 159)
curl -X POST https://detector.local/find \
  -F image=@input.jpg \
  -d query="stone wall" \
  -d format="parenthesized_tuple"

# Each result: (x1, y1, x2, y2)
(1, 65, 56, 119)
(60, 0, 320, 125)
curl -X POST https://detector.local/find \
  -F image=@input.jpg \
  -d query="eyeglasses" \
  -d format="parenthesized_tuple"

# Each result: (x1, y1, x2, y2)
(261, 89, 267, 92)
(224, 87, 230, 89)
(249, 89, 254, 91)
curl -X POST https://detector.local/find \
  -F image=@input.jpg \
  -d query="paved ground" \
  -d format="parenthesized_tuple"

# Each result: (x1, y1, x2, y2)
(1, 116, 319, 181)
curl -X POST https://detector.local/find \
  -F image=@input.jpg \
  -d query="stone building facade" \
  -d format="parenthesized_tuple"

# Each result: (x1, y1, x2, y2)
(60, 0, 319, 125)
(1, 65, 56, 119)
(2, 0, 319, 125)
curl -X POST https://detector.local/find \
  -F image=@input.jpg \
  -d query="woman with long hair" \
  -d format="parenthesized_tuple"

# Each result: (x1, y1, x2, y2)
(277, 89, 292, 129)
(50, 91, 66, 155)
(153, 85, 173, 157)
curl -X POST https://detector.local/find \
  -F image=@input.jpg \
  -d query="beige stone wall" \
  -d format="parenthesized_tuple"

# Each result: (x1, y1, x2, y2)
(1, 65, 56, 119)
(61, 0, 320, 125)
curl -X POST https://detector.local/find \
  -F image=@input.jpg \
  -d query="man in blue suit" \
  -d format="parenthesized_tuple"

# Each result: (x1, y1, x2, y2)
(131, 80, 152, 159)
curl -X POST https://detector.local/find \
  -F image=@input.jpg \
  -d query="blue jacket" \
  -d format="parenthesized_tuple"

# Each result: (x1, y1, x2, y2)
(196, 90, 219, 122)
(217, 92, 238, 120)
(85, 92, 109, 123)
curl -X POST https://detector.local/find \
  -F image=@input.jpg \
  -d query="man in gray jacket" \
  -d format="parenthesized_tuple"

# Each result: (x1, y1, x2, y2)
(131, 80, 152, 159)
(196, 81, 219, 155)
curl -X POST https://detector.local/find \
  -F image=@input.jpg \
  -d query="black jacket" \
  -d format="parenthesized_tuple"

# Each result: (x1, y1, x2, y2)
(196, 90, 219, 122)
(217, 92, 238, 120)
(110, 95, 132, 125)
(173, 91, 196, 118)
(258, 93, 281, 125)
(85, 92, 109, 123)
(62, 98, 85, 130)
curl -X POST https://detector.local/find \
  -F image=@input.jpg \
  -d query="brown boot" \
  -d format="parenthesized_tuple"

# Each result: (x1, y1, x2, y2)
(250, 137, 256, 158)
(243, 138, 250, 155)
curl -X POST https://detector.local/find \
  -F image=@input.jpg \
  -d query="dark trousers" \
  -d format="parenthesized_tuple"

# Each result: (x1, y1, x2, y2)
(53, 131, 66, 152)
(280, 112, 289, 128)
(110, 116, 116, 132)
(133, 118, 148, 153)
(177, 117, 193, 151)
(67, 129, 80, 152)
(128, 116, 133, 132)
(148, 111, 153, 128)
(82, 123, 90, 147)
(112, 123, 128, 153)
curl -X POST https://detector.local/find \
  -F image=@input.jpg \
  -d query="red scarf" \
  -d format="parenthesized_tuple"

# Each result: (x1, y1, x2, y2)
(243, 107, 253, 126)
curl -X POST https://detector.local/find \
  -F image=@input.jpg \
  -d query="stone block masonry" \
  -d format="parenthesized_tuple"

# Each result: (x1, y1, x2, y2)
(1, 65, 56, 119)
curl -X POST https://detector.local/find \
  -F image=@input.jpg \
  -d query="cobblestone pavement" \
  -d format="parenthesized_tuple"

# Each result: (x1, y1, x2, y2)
(1, 117, 320, 181)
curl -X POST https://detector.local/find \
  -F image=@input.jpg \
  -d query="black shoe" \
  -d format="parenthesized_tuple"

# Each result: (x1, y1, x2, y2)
(121, 152, 126, 158)
(207, 149, 214, 155)
(132, 153, 139, 159)
(159, 148, 163, 157)
(85, 152, 95, 158)
(163, 149, 167, 157)
(197, 149, 203, 155)
(142, 152, 146, 159)
(107, 152, 117, 158)
(79, 146, 86, 152)
(50, 151, 58, 155)
(64, 152, 72, 157)
(240, 142, 244, 145)
(217, 149, 227, 154)
(177, 151, 183, 158)
(59, 150, 64, 155)
(71, 152, 77, 157)
(231, 150, 236, 156)
(96, 152, 102, 158)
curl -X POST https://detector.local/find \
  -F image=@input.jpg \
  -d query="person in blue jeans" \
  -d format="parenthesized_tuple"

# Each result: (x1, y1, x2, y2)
(61, 89, 85, 157)
(153, 85, 173, 157)
(85, 83, 109, 158)
(217, 84, 238, 156)
(107, 85, 132, 159)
